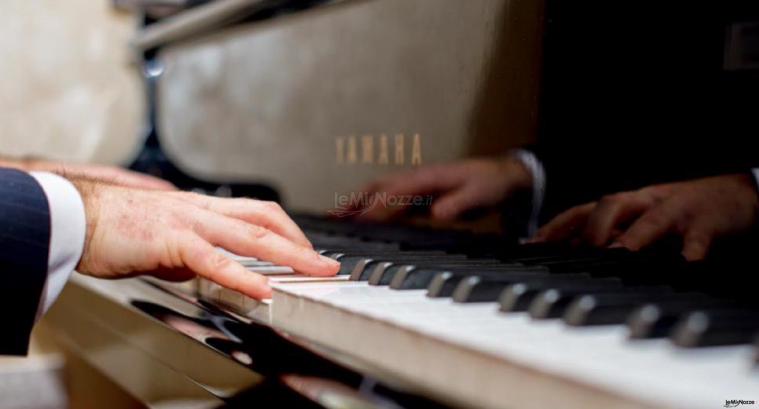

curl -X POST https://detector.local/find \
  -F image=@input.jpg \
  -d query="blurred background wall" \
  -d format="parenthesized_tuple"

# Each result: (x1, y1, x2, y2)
(0, 0, 145, 165)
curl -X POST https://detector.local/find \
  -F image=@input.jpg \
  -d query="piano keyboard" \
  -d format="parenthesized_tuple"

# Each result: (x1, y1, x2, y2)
(197, 217, 759, 409)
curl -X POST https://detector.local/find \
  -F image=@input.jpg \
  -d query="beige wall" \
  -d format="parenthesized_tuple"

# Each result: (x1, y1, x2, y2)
(0, 0, 145, 165)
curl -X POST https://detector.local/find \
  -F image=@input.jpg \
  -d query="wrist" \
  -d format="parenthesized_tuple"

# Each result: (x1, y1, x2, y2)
(70, 179, 102, 271)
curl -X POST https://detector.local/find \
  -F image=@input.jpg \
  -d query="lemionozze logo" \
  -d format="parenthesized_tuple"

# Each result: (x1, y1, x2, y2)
(328, 192, 433, 218)
(725, 399, 756, 408)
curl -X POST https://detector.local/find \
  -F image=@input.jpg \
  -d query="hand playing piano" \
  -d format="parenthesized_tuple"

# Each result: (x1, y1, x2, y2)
(71, 179, 340, 299)
(533, 174, 759, 261)
(0, 157, 176, 191)
(29, 159, 177, 191)
(350, 157, 532, 221)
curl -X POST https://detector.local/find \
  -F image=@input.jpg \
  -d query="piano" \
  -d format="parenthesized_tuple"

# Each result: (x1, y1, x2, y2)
(46, 215, 759, 409)
(36, 0, 759, 408)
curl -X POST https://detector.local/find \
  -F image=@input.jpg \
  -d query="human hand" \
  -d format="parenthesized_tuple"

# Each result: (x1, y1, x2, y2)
(27, 159, 175, 191)
(349, 157, 532, 221)
(533, 174, 759, 261)
(73, 180, 339, 299)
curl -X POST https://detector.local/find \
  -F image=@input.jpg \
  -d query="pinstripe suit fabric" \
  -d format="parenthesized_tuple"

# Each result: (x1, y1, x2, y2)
(0, 168, 51, 355)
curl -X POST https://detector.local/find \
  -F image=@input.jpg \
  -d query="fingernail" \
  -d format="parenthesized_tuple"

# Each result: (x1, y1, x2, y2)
(609, 241, 624, 248)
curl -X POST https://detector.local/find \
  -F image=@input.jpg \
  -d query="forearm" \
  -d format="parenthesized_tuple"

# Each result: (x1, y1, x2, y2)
(0, 155, 36, 170)
(0, 155, 75, 177)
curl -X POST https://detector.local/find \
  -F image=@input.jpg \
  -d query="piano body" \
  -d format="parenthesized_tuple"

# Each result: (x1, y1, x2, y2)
(48, 217, 759, 409)
(34, 0, 759, 408)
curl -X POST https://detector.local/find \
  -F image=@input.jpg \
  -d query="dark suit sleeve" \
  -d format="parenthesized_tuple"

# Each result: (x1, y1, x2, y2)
(0, 168, 51, 355)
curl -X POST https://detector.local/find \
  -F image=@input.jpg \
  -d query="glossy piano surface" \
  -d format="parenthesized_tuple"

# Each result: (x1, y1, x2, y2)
(46, 270, 453, 409)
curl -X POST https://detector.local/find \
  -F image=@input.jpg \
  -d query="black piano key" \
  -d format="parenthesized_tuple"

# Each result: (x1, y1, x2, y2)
(445, 270, 553, 302)
(300, 216, 759, 350)
(564, 292, 711, 326)
(372, 259, 540, 288)
(347, 253, 465, 281)
(348, 258, 379, 280)
(451, 275, 540, 303)
(334, 251, 454, 276)
(455, 273, 600, 304)
(356, 255, 492, 282)
(369, 260, 512, 287)
(528, 286, 672, 320)
(498, 276, 619, 312)
(427, 272, 459, 298)
(389, 262, 546, 291)
(387, 265, 446, 290)
(337, 255, 363, 276)
(670, 309, 759, 347)
(385, 265, 419, 288)
(627, 299, 734, 339)
(386, 265, 455, 290)
(426, 266, 553, 298)
(323, 252, 345, 261)
(389, 266, 470, 290)
(367, 262, 398, 286)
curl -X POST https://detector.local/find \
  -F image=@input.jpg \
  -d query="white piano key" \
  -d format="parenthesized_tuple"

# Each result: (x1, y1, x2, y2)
(216, 248, 258, 262)
(269, 275, 351, 283)
(273, 283, 759, 409)
(215, 248, 295, 274)
(246, 265, 295, 275)
(239, 260, 274, 267)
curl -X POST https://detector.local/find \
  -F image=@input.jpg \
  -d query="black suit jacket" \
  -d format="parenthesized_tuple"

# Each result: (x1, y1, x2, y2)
(534, 1, 759, 221)
(0, 168, 51, 355)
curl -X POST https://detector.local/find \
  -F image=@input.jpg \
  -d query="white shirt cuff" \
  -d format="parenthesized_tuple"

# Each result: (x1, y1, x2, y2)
(510, 149, 546, 238)
(30, 172, 86, 318)
(752, 169, 759, 189)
